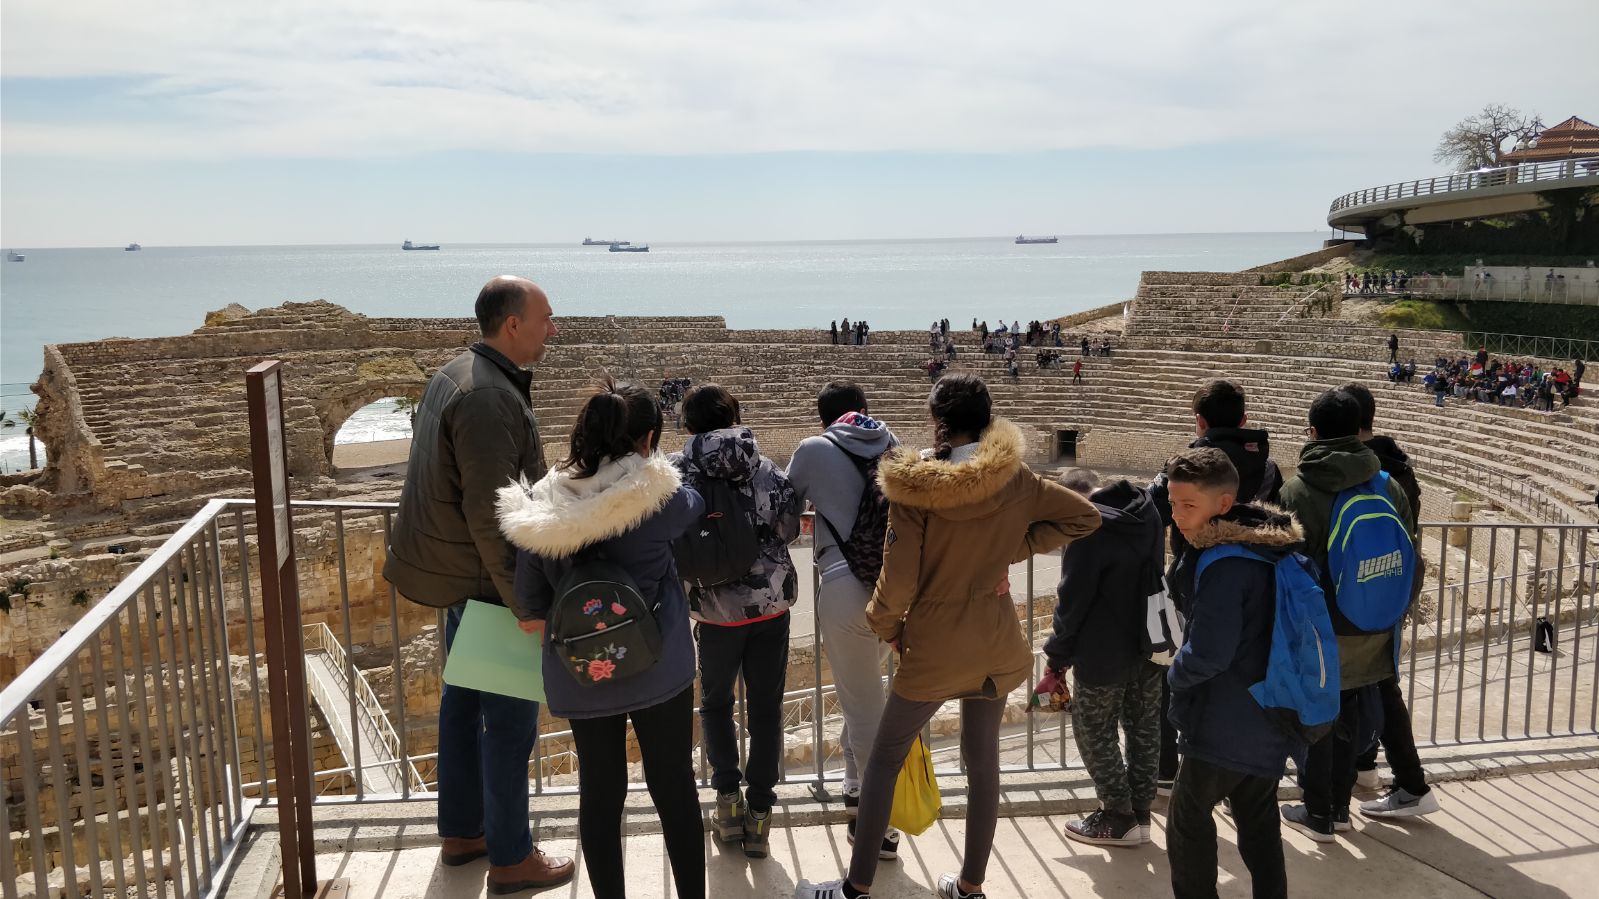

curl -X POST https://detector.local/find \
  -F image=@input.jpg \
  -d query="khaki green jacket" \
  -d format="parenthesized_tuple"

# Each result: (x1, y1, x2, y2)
(869, 419, 1102, 702)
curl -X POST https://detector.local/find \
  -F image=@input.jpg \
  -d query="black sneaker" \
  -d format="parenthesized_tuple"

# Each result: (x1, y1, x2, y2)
(1333, 807, 1352, 833)
(843, 787, 860, 819)
(1280, 804, 1335, 844)
(1064, 809, 1143, 847)
(846, 818, 900, 860)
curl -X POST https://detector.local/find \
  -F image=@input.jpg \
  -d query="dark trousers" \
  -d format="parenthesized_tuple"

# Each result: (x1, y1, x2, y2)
(1158, 678, 1180, 780)
(1167, 756, 1286, 899)
(1354, 675, 1429, 795)
(1300, 688, 1361, 818)
(437, 604, 540, 866)
(696, 614, 791, 812)
(569, 688, 704, 899)
(849, 693, 1005, 889)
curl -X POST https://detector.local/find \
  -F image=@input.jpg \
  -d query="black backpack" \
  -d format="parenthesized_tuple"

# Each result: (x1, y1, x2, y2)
(548, 552, 662, 686)
(672, 477, 760, 589)
(817, 436, 891, 586)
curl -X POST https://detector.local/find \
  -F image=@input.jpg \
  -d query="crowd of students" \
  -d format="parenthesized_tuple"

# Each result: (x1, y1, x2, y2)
(1420, 349, 1585, 412)
(387, 276, 1445, 899)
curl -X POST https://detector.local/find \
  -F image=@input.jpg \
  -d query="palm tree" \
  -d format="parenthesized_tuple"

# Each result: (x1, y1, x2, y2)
(393, 396, 419, 426)
(17, 409, 38, 470)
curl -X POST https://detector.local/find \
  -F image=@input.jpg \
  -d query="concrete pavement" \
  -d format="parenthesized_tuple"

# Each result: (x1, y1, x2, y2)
(305, 768, 1598, 898)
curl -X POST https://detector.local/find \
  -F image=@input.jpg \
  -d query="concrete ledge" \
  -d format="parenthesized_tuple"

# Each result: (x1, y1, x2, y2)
(239, 735, 1599, 856)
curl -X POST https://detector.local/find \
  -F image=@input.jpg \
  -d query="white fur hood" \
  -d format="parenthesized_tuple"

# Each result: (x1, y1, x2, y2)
(496, 453, 683, 558)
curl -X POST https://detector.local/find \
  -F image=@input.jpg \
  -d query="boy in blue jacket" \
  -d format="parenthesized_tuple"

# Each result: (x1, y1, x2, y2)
(1164, 447, 1305, 899)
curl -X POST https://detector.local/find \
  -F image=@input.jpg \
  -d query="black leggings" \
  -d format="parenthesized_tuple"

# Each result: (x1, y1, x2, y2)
(569, 687, 704, 899)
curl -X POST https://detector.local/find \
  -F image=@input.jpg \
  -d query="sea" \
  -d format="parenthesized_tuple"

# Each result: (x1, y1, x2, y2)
(0, 232, 1321, 473)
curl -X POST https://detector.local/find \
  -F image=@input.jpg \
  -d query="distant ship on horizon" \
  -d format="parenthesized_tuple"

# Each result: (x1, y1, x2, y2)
(609, 243, 649, 253)
(124, 243, 142, 251)
(6, 250, 24, 262)
(1014, 235, 1058, 244)
(402, 240, 440, 251)
(583, 238, 631, 246)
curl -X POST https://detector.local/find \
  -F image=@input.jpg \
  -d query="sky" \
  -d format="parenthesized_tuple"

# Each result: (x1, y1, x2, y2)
(2, 0, 1597, 247)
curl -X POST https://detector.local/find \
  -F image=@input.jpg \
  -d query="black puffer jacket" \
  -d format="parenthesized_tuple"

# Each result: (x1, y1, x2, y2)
(1045, 481, 1165, 685)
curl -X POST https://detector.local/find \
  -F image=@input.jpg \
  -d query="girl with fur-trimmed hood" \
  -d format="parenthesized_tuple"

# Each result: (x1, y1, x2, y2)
(799, 374, 1101, 899)
(496, 380, 706, 899)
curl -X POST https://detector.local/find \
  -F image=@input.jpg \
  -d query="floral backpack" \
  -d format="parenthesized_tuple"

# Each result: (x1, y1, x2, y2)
(548, 550, 663, 686)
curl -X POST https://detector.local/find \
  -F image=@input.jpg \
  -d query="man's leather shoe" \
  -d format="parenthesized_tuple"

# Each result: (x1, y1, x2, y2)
(487, 848, 577, 894)
(439, 835, 488, 866)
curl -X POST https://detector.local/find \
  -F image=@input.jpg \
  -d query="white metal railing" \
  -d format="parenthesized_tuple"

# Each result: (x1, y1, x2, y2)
(1330, 155, 1599, 216)
(4, 500, 1598, 897)
(301, 621, 427, 795)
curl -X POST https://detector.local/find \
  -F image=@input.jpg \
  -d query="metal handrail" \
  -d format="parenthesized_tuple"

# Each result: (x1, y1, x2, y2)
(302, 621, 428, 793)
(1330, 155, 1599, 215)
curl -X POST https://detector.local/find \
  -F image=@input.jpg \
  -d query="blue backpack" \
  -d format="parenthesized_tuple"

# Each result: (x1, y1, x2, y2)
(1326, 471, 1416, 633)
(1197, 546, 1340, 744)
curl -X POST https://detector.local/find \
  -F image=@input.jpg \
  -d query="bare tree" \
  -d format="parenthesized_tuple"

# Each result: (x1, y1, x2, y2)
(1434, 103, 1543, 171)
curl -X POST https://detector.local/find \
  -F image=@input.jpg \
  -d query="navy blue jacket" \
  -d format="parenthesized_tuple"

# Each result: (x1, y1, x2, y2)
(498, 454, 704, 720)
(1167, 503, 1306, 779)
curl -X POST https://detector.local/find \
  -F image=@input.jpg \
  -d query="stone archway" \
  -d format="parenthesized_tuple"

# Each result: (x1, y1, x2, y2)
(315, 357, 430, 473)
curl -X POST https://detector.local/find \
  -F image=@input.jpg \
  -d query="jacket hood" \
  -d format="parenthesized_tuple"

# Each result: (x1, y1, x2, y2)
(1198, 426, 1271, 454)
(824, 411, 897, 459)
(496, 454, 682, 558)
(678, 427, 759, 483)
(1186, 502, 1303, 552)
(1089, 480, 1160, 533)
(1296, 436, 1381, 493)
(878, 418, 1025, 513)
(1363, 434, 1410, 468)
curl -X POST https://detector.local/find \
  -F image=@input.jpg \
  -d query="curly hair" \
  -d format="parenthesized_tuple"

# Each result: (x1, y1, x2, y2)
(928, 373, 992, 460)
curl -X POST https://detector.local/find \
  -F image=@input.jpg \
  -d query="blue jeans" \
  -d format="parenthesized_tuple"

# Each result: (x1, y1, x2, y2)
(696, 613, 790, 811)
(437, 603, 540, 866)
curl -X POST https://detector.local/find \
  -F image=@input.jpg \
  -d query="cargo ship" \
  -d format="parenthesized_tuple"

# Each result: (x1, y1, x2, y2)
(1015, 235, 1058, 244)
(402, 240, 440, 251)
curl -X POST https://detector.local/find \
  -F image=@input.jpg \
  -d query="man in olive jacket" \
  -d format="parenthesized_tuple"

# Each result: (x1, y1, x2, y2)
(1276, 389, 1413, 843)
(383, 276, 575, 892)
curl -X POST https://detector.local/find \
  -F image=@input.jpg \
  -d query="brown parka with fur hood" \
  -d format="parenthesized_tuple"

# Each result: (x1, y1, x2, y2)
(868, 419, 1103, 701)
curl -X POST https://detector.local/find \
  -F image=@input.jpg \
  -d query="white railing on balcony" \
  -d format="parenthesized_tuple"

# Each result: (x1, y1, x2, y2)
(1329, 155, 1599, 216)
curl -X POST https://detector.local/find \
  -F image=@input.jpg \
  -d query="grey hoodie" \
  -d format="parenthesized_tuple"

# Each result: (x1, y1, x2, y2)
(786, 411, 898, 584)
(670, 427, 801, 624)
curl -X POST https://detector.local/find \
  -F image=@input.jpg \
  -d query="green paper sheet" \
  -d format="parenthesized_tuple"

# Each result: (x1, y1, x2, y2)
(441, 600, 545, 703)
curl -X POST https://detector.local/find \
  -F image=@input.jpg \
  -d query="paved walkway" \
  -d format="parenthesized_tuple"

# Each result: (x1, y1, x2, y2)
(310, 769, 1598, 898)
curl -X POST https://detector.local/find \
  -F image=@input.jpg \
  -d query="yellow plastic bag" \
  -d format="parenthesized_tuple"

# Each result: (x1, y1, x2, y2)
(888, 735, 942, 836)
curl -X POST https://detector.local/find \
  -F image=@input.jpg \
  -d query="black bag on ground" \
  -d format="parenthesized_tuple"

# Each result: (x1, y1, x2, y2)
(817, 435, 890, 586)
(671, 477, 759, 589)
(548, 552, 662, 686)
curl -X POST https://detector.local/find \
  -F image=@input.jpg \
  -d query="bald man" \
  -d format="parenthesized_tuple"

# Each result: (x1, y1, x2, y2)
(384, 276, 574, 892)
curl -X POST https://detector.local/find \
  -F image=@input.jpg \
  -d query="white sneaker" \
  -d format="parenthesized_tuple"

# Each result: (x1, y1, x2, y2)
(1360, 787, 1440, 818)
(935, 873, 987, 898)
(1356, 768, 1382, 791)
(796, 879, 864, 899)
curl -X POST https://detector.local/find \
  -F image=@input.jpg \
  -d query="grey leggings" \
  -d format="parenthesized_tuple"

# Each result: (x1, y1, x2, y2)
(848, 691, 1006, 889)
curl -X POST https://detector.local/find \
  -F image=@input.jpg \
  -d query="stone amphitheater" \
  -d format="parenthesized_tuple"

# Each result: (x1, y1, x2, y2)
(6, 255, 1599, 883)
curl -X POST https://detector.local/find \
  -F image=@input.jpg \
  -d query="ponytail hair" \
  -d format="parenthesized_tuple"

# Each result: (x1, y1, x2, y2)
(928, 373, 992, 461)
(561, 378, 662, 478)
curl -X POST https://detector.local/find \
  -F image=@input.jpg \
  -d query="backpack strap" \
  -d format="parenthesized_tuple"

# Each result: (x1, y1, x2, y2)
(1195, 544, 1269, 583)
(815, 433, 874, 547)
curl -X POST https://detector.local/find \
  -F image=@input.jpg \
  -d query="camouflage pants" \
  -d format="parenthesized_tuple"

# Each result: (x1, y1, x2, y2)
(1071, 663, 1165, 815)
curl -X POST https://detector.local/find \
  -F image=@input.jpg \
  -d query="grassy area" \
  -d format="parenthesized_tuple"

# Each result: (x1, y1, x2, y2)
(1374, 299, 1474, 332)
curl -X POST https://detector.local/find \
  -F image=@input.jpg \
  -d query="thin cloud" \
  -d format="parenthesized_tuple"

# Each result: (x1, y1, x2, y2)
(3, 0, 1596, 160)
